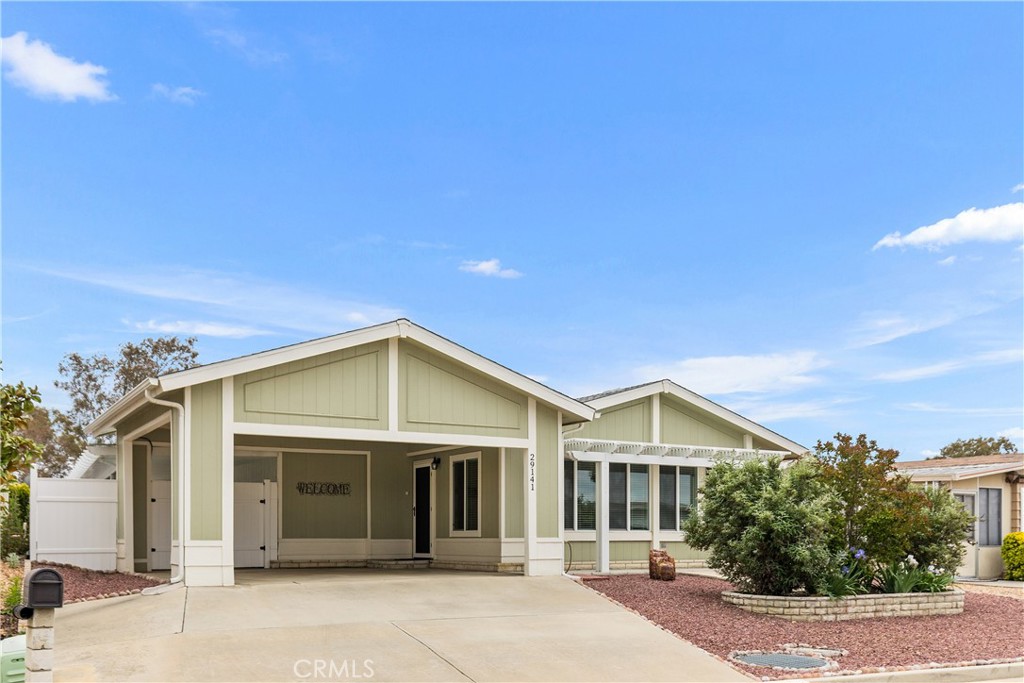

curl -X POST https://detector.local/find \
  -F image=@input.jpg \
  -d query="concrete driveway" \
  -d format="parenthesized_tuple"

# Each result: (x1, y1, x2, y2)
(55, 569, 750, 682)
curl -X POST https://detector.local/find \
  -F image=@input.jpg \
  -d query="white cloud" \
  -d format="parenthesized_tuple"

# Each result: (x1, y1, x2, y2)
(126, 319, 272, 339)
(870, 348, 1020, 382)
(848, 306, 996, 348)
(206, 27, 287, 65)
(997, 427, 1023, 445)
(1013, 183, 1024, 193)
(151, 83, 203, 105)
(723, 397, 855, 423)
(459, 259, 523, 279)
(898, 402, 1022, 417)
(0, 32, 115, 102)
(937, 255, 957, 266)
(36, 265, 402, 336)
(634, 351, 828, 395)
(873, 203, 1024, 251)
(920, 449, 940, 458)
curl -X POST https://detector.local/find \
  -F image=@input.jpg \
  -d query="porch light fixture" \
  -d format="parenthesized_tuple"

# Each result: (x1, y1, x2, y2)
(431, 457, 441, 471)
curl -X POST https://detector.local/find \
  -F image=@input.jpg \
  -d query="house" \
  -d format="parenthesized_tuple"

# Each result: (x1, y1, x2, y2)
(86, 319, 806, 586)
(894, 454, 1024, 579)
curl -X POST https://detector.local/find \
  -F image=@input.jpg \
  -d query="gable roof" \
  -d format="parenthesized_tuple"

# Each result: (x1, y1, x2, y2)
(894, 453, 1024, 481)
(88, 319, 595, 435)
(579, 379, 808, 455)
(896, 454, 1023, 469)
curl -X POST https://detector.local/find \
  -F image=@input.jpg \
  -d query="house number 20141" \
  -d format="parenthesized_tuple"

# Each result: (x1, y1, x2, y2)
(529, 452, 536, 492)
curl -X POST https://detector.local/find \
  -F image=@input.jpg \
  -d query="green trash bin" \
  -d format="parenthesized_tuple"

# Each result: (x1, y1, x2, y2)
(0, 635, 25, 683)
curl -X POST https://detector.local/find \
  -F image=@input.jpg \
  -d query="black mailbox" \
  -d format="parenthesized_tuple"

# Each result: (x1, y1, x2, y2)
(24, 568, 63, 608)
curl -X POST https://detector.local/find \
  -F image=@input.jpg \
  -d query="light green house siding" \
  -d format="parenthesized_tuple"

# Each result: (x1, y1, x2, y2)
(662, 542, 711, 561)
(434, 447, 501, 539)
(190, 380, 223, 541)
(536, 405, 559, 538)
(399, 341, 528, 438)
(234, 341, 387, 429)
(281, 452, 368, 539)
(132, 445, 147, 570)
(369, 444, 413, 540)
(577, 399, 650, 442)
(505, 449, 524, 538)
(661, 397, 742, 447)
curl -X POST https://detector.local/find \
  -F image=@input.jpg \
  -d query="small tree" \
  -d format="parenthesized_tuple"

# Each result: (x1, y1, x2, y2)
(938, 436, 1018, 459)
(815, 433, 925, 567)
(906, 485, 973, 575)
(684, 457, 841, 595)
(1, 366, 43, 485)
(53, 336, 200, 451)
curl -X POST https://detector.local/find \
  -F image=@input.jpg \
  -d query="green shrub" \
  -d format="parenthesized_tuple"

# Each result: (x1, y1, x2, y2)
(683, 457, 841, 596)
(1002, 532, 1024, 581)
(0, 493, 29, 558)
(905, 485, 972, 575)
(876, 557, 923, 593)
(2, 575, 21, 615)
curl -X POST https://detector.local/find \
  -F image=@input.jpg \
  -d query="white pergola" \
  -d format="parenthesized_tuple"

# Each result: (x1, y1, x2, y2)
(564, 437, 792, 573)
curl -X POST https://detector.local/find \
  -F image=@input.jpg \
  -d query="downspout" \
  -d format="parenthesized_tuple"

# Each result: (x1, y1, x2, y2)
(144, 384, 186, 586)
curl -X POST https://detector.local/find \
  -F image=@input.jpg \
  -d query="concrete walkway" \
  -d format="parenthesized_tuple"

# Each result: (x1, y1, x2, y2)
(54, 569, 750, 682)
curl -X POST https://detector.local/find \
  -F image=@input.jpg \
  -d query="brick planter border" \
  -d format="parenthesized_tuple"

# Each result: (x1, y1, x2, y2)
(722, 588, 964, 621)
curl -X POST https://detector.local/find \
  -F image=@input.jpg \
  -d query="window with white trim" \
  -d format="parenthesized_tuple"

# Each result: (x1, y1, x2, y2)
(610, 463, 649, 531)
(978, 488, 1002, 547)
(659, 466, 698, 531)
(564, 460, 596, 531)
(450, 454, 480, 535)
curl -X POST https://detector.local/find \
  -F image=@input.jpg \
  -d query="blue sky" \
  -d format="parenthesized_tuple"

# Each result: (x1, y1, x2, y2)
(2, 2, 1022, 459)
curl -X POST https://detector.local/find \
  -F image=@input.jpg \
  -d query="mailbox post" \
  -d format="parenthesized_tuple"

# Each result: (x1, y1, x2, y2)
(17, 568, 64, 683)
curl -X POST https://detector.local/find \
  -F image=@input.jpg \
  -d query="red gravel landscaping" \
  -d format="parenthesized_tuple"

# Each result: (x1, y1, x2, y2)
(587, 574, 1024, 679)
(35, 563, 164, 603)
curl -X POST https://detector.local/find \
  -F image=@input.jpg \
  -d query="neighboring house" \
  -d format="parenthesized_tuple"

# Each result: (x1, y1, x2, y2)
(85, 319, 805, 587)
(894, 454, 1024, 579)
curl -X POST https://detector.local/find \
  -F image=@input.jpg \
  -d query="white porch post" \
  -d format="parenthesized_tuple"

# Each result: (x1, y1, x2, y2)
(221, 377, 235, 586)
(595, 458, 610, 573)
(650, 394, 661, 554)
(524, 398, 539, 575)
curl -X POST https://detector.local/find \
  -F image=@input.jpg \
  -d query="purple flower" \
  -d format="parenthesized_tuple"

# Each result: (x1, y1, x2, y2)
(854, 548, 866, 560)
(841, 565, 850, 575)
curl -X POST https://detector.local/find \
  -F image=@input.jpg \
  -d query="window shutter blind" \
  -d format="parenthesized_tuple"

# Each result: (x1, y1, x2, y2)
(609, 463, 627, 530)
(679, 468, 696, 528)
(466, 458, 479, 532)
(564, 460, 575, 530)
(453, 460, 465, 531)
(577, 462, 597, 531)
(659, 467, 676, 530)
(629, 465, 649, 531)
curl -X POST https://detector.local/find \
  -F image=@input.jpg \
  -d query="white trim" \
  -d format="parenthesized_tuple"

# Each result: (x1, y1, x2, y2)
(94, 321, 594, 431)
(405, 445, 460, 457)
(222, 377, 235, 586)
(86, 379, 159, 436)
(650, 394, 661, 445)
(366, 448, 373, 541)
(583, 380, 806, 455)
(183, 387, 193, 547)
(233, 421, 530, 450)
(388, 337, 399, 431)
(596, 459, 610, 573)
(650, 463, 660, 550)
(498, 447, 506, 543)
(556, 412, 565, 537)
(449, 452, 482, 538)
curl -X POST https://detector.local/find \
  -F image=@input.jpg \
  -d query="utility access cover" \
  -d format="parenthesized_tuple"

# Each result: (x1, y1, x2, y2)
(733, 653, 830, 669)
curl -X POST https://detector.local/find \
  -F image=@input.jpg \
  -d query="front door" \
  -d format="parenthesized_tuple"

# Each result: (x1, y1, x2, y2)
(413, 463, 434, 557)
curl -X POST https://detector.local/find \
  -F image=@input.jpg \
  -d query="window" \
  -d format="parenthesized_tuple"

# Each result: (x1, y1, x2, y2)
(610, 463, 648, 531)
(451, 455, 480, 535)
(660, 466, 698, 532)
(978, 488, 1002, 547)
(564, 460, 596, 531)
(953, 493, 976, 543)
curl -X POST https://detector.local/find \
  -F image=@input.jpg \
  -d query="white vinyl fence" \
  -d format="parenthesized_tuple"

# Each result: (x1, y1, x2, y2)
(29, 469, 117, 571)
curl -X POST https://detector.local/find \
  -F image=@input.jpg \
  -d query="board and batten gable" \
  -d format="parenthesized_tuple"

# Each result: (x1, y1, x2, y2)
(660, 396, 743, 447)
(234, 341, 388, 430)
(398, 340, 529, 438)
(576, 399, 651, 442)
